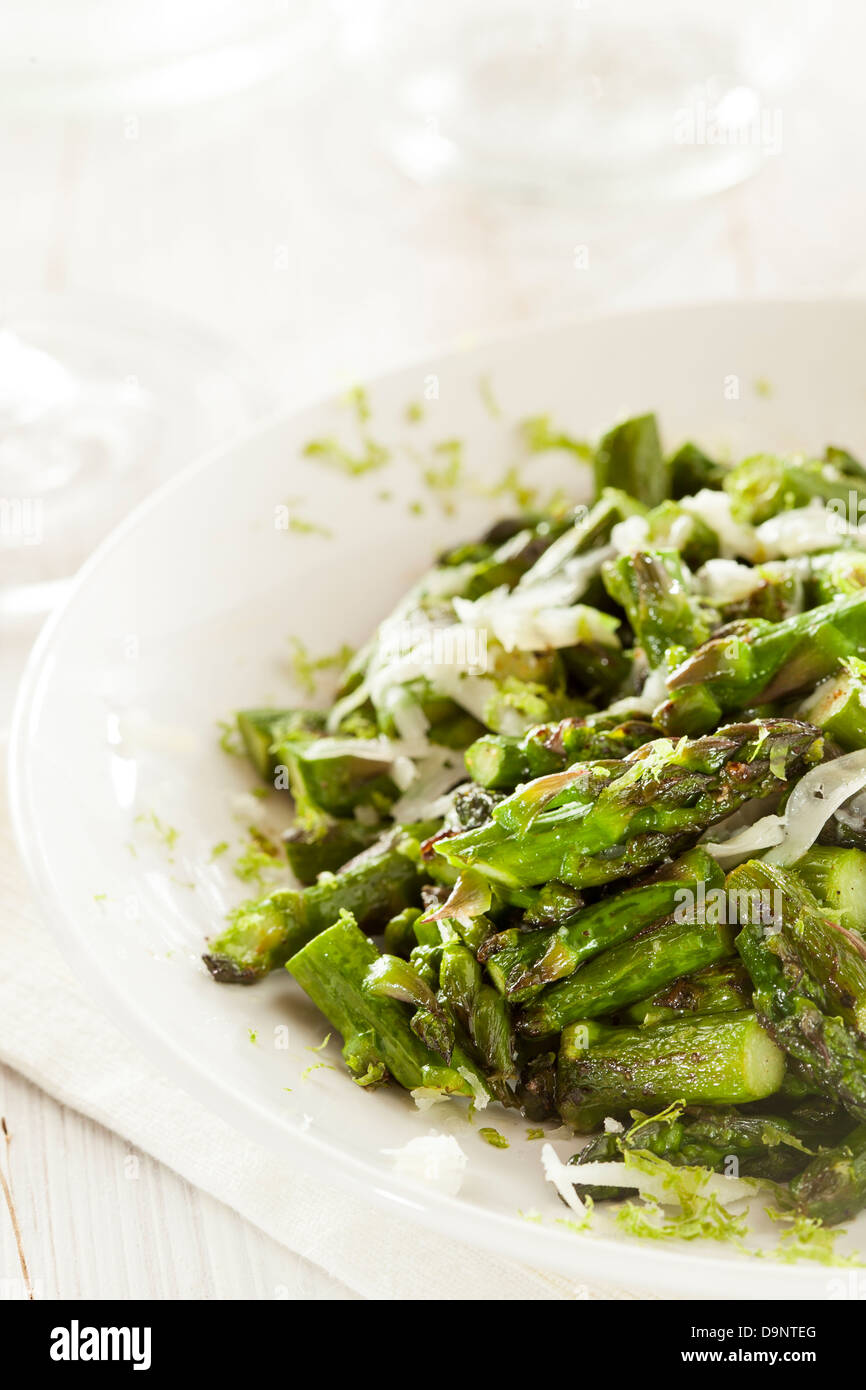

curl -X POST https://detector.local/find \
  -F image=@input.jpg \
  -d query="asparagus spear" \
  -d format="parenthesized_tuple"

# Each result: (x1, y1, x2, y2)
(669, 441, 726, 497)
(449, 783, 504, 830)
(204, 827, 429, 982)
(286, 912, 483, 1096)
(792, 847, 866, 936)
(602, 549, 710, 668)
(809, 550, 866, 605)
(518, 914, 735, 1037)
(663, 593, 866, 729)
(366, 917, 515, 1096)
(825, 444, 866, 478)
(800, 658, 866, 750)
(517, 1049, 559, 1121)
(382, 906, 423, 957)
(594, 414, 669, 507)
(623, 960, 752, 1027)
(463, 706, 659, 791)
(481, 847, 723, 1001)
(573, 1104, 821, 1201)
(724, 452, 866, 525)
(556, 1011, 785, 1131)
(434, 719, 824, 891)
(273, 733, 399, 818)
(365, 949, 456, 1063)
(732, 860, 866, 1119)
(787, 1124, 866, 1225)
(438, 937, 516, 1085)
(732, 861, 866, 1029)
(283, 818, 379, 885)
(237, 707, 325, 781)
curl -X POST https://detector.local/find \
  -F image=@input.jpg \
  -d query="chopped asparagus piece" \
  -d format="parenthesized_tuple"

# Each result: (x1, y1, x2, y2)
(792, 847, 866, 937)
(287, 913, 481, 1096)
(557, 1011, 785, 1131)
(237, 707, 325, 781)
(732, 860, 866, 1119)
(809, 550, 866, 605)
(274, 733, 399, 817)
(623, 960, 752, 1027)
(787, 1124, 866, 1226)
(435, 720, 823, 891)
(669, 441, 726, 497)
(573, 1104, 822, 1201)
(602, 549, 710, 668)
(518, 914, 735, 1037)
(594, 414, 669, 507)
(724, 452, 866, 525)
(800, 658, 866, 750)
(204, 828, 426, 982)
(482, 847, 723, 1001)
(283, 818, 379, 885)
(464, 706, 659, 791)
(664, 593, 866, 728)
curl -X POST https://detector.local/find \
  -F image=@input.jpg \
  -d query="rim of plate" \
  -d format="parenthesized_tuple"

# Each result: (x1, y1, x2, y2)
(10, 298, 865, 1298)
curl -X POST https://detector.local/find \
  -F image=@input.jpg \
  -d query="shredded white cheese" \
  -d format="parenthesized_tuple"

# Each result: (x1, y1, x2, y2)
(410, 1088, 452, 1113)
(703, 749, 866, 866)
(610, 514, 650, 555)
(390, 748, 464, 823)
(541, 1143, 587, 1217)
(763, 748, 866, 865)
(517, 531, 612, 587)
(755, 503, 854, 559)
(383, 1133, 468, 1196)
(300, 736, 427, 763)
(544, 1148, 757, 1209)
(679, 490, 758, 560)
(456, 1067, 490, 1110)
(695, 558, 764, 605)
(703, 812, 786, 864)
(454, 547, 618, 654)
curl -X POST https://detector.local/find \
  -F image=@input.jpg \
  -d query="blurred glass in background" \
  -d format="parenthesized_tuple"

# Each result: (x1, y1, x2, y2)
(340, 0, 812, 201)
(0, 0, 824, 628)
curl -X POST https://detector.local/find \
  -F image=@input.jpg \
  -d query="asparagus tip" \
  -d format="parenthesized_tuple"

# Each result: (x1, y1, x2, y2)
(202, 952, 261, 985)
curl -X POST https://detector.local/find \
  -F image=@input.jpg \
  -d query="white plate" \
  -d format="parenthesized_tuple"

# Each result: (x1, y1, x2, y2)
(11, 301, 866, 1300)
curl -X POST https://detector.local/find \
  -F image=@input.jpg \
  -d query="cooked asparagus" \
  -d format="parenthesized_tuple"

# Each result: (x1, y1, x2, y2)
(286, 912, 484, 1097)
(205, 411, 866, 1248)
(482, 847, 723, 1002)
(464, 707, 659, 791)
(732, 860, 866, 1120)
(556, 1011, 785, 1131)
(434, 720, 823, 891)
(663, 593, 866, 728)
(518, 914, 735, 1037)
(787, 1124, 866, 1226)
(204, 826, 429, 982)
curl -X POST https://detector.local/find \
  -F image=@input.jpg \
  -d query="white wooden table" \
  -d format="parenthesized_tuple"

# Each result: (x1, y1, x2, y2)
(2, 5, 865, 1299)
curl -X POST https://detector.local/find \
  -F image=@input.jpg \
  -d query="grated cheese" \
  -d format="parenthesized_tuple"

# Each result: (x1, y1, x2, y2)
(383, 1133, 468, 1196)
(679, 490, 758, 560)
(696, 558, 765, 604)
(755, 503, 854, 559)
(703, 749, 866, 866)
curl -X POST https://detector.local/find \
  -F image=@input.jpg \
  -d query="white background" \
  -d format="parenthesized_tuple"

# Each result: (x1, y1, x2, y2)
(2, 0, 866, 1299)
